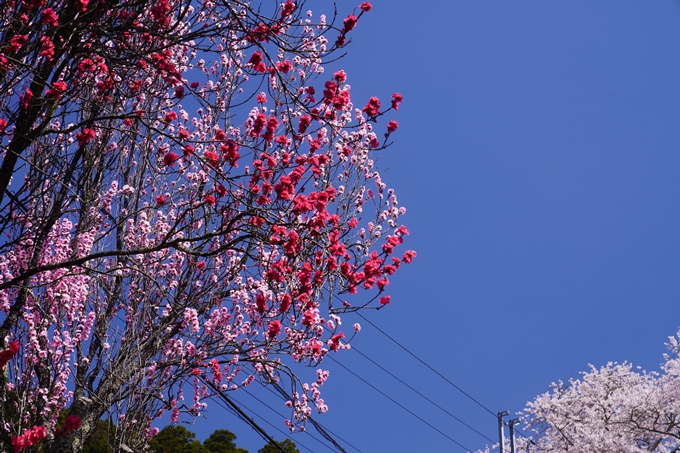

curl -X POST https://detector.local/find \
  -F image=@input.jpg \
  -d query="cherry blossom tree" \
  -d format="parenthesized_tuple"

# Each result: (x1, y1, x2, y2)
(0, 0, 412, 451)
(488, 331, 680, 453)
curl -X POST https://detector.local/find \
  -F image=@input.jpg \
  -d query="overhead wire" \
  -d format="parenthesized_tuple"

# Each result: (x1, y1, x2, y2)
(207, 381, 319, 453)
(350, 343, 496, 444)
(356, 312, 500, 417)
(239, 385, 340, 453)
(254, 381, 365, 453)
(327, 355, 473, 452)
(228, 395, 318, 453)
(268, 379, 349, 453)
(353, 312, 543, 447)
(202, 377, 289, 453)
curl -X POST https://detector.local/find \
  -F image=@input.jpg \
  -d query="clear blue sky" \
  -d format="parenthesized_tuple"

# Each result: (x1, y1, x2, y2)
(187, 1, 680, 451)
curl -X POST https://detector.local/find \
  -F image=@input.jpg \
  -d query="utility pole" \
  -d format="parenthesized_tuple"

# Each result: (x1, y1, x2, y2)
(508, 418, 520, 453)
(497, 411, 509, 453)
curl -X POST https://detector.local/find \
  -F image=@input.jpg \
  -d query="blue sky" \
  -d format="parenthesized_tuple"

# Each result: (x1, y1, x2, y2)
(186, 1, 680, 451)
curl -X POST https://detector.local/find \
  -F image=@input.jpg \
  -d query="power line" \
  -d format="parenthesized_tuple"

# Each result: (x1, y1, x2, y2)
(268, 380, 349, 453)
(254, 382, 365, 453)
(208, 383, 321, 453)
(327, 355, 472, 452)
(240, 386, 339, 453)
(351, 343, 496, 444)
(202, 377, 289, 453)
(240, 362, 361, 453)
(356, 312, 499, 417)
(227, 394, 318, 453)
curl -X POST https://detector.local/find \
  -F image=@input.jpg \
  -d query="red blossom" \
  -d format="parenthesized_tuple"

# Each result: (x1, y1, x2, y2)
(267, 320, 282, 339)
(45, 81, 67, 100)
(343, 14, 358, 32)
(403, 250, 416, 263)
(359, 2, 372, 11)
(332, 90, 351, 110)
(75, 128, 95, 145)
(276, 60, 293, 73)
(9, 35, 28, 52)
(256, 294, 267, 314)
(156, 195, 166, 205)
(379, 295, 391, 305)
(334, 69, 347, 83)
(387, 120, 398, 132)
(251, 113, 267, 137)
(204, 151, 220, 166)
(41, 8, 59, 27)
(220, 139, 240, 166)
(204, 195, 216, 206)
(328, 332, 345, 352)
(63, 415, 81, 432)
(391, 93, 403, 110)
(301, 310, 315, 328)
(362, 96, 381, 117)
(8, 341, 19, 354)
(323, 80, 337, 104)
(163, 152, 179, 166)
(19, 88, 32, 110)
(280, 0, 295, 16)
(164, 111, 178, 122)
(247, 51, 268, 72)
(298, 115, 312, 134)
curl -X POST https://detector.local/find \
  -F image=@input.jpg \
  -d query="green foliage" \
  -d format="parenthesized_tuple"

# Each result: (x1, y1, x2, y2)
(148, 425, 210, 453)
(82, 418, 116, 453)
(203, 429, 249, 453)
(258, 439, 300, 453)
